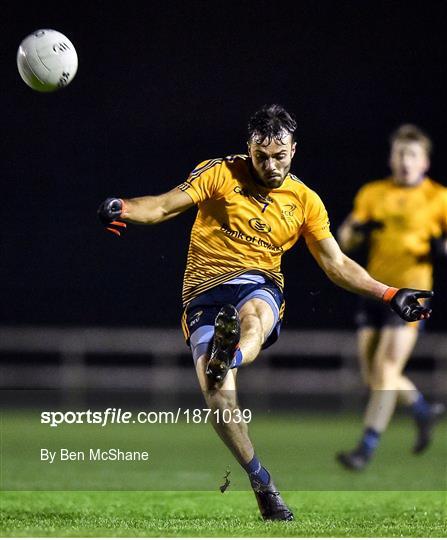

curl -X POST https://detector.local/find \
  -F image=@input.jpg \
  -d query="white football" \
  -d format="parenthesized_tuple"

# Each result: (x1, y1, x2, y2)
(17, 29, 78, 92)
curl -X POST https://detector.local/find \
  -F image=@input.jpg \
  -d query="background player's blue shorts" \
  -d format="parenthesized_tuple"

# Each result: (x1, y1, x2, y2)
(184, 279, 284, 363)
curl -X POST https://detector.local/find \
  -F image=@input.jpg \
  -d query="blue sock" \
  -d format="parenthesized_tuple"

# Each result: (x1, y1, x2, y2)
(230, 348, 243, 369)
(243, 455, 270, 485)
(358, 427, 381, 457)
(411, 392, 430, 420)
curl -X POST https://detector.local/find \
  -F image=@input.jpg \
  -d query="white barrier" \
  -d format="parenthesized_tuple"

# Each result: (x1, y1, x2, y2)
(0, 327, 446, 394)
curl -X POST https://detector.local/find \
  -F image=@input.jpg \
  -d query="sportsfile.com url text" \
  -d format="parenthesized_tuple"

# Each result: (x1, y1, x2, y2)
(40, 408, 253, 427)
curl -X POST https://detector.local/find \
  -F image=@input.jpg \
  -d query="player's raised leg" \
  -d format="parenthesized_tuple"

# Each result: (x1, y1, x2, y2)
(238, 297, 275, 365)
(205, 297, 275, 380)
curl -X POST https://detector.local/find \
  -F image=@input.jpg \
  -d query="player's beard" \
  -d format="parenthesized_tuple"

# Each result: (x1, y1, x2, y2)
(263, 174, 285, 188)
(251, 163, 290, 190)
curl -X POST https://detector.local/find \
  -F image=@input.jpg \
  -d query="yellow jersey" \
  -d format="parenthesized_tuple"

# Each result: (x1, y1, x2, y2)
(351, 176, 447, 289)
(178, 154, 332, 306)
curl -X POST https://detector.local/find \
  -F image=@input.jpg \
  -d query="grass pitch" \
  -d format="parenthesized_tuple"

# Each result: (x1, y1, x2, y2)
(1, 411, 446, 536)
(1, 490, 445, 537)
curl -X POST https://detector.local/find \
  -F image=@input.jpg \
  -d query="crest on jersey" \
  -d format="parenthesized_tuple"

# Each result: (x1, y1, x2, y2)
(249, 218, 272, 233)
(281, 203, 297, 222)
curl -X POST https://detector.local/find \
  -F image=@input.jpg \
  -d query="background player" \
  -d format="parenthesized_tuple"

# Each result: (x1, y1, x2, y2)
(337, 124, 446, 470)
(98, 107, 432, 519)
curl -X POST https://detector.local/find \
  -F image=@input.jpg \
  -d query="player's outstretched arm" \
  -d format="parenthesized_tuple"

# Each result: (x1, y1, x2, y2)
(307, 236, 433, 322)
(97, 187, 195, 235)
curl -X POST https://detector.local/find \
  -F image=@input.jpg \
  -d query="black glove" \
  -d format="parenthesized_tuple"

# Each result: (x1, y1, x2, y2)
(384, 287, 433, 322)
(97, 198, 127, 236)
(352, 220, 384, 236)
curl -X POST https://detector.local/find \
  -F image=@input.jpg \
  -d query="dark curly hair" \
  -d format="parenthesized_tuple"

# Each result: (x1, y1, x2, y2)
(247, 104, 297, 144)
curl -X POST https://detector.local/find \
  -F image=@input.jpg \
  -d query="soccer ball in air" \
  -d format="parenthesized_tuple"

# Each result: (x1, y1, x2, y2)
(17, 29, 78, 92)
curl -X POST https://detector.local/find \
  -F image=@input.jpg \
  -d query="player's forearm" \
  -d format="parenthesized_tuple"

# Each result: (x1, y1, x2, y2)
(315, 242, 433, 322)
(324, 253, 388, 301)
(121, 196, 166, 224)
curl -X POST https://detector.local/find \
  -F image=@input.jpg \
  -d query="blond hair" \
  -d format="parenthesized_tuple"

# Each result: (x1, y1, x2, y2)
(390, 124, 432, 156)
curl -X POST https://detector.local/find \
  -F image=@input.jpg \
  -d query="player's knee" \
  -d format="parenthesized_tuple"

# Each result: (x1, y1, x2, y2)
(241, 313, 263, 339)
(240, 302, 262, 323)
(240, 297, 269, 318)
(240, 307, 268, 341)
(369, 359, 400, 390)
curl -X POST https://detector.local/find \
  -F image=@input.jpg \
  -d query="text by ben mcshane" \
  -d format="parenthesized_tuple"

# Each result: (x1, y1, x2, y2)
(40, 448, 150, 463)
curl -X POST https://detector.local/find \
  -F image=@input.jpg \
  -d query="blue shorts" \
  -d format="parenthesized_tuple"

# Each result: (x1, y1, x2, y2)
(182, 279, 284, 362)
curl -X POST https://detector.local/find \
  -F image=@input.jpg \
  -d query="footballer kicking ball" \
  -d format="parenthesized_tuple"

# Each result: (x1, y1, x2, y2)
(17, 29, 78, 92)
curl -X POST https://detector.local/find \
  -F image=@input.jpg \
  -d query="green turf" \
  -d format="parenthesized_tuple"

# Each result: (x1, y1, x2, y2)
(1, 490, 445, 537)
(1, 411, 446, 491)
(1, 411, 446, 536)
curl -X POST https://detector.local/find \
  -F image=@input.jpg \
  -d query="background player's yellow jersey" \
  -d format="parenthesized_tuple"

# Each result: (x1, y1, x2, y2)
(352, 177, 447, 290)
(178, 155, 332, 306)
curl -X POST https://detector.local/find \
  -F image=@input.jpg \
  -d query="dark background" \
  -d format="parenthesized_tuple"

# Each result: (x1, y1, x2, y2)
(2, 1, 447, 330)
